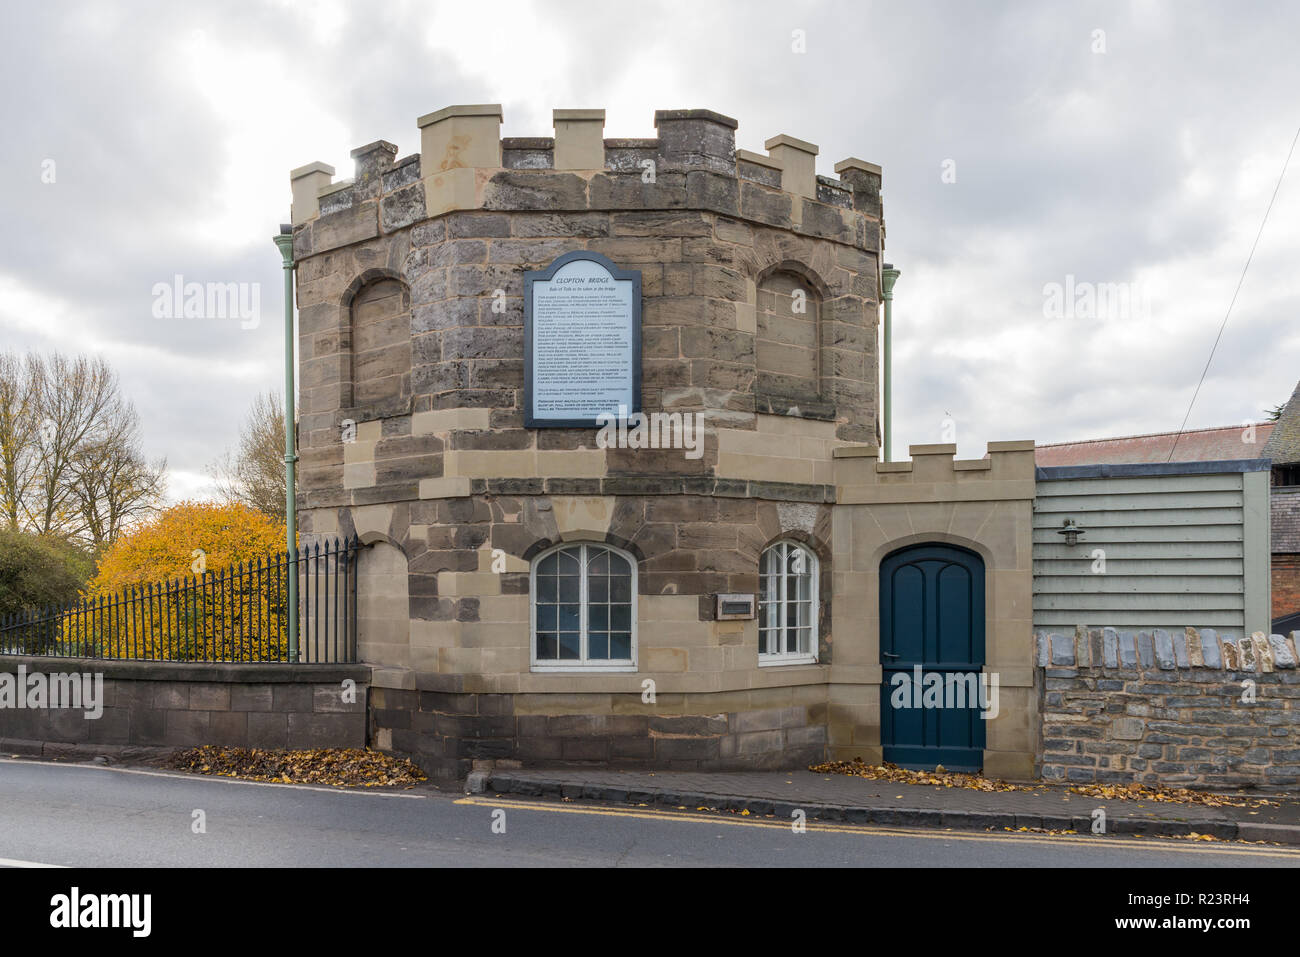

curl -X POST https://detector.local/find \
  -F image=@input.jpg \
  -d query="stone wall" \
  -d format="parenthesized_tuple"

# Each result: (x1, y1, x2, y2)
(291, 109, 884, 516)
(371, 685, 827, 776)
(341, 489, 834, 676)
(0, 656, 370, 758)
(355, 488, 834, 780)
(1035, 628, 1300, 788)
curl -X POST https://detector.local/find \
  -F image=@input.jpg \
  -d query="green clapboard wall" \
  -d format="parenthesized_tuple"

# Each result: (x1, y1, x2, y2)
(1032, 461, 1271, 636)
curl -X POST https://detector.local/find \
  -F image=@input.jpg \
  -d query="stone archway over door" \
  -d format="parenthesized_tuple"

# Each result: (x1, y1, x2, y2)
(879, 543, 986, 772)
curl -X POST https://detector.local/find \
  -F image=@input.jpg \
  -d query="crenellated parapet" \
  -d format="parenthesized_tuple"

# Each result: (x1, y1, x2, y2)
(833, 441, 1037, 504)
(289, 103, 891, 568)
(289, 105, 884, 258)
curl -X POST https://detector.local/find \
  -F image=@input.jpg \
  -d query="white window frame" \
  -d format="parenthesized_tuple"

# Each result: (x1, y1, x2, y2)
(758, 540, 819, 666)
(530, 542, 638, 673)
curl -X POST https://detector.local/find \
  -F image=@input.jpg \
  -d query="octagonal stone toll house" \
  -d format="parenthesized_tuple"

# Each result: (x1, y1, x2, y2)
(288, 105, 1038, 781)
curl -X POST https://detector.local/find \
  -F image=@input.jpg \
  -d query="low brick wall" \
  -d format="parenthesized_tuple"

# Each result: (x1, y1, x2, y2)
(1035, 628, 1300, 788)
(370, 682, 828, 781)
(0, 656, 371, 758)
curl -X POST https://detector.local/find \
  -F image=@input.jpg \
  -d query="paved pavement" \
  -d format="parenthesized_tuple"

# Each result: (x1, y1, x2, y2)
(485, 767, 1300, 843)
(4, 758, 1299, 867)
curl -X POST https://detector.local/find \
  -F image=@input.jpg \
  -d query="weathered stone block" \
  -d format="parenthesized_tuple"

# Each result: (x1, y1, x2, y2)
(1172, 631, 1190, 669)
(446, 212, 511, 239)
(739, 182, 791, 227)
(483, 171, 587, 211)
(272, 684, 314, 713)
(1102, 627, 1120, 668)
(1049, 632, 1075, 667)
(1153, 629, 1176, 670)
(382, 182, 425, 232)
(1118, 632, 1138, 668)
(1111, 717, 1144, 740)
(313, 203, 379, 251)
(1137, 631, 1155, 668)
(654, 109, 737, 175)
(1271, 633, 1298, 669)
(1201, 629, 1223, 668)
(189, 683, 231, 712)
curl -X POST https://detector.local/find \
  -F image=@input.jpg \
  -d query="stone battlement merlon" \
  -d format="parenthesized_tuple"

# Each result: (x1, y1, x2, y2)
(833, 440, 1038, 505)
(289, 105, 884, 258)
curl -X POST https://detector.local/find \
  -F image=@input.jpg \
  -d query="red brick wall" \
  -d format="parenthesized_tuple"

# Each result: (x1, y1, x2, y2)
(1272, 554, 1300, 619)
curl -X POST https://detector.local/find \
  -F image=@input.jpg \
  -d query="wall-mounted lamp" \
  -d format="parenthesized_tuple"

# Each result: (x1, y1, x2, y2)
(1058, 519, 1085, 547)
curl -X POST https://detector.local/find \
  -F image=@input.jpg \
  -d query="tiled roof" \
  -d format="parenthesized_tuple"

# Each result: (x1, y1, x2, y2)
(1035, 423, 1274, 467)
(1262, 380, 1300, 466)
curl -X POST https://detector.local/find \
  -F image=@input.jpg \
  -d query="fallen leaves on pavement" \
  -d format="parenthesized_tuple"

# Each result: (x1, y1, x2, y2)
(1066, 781, 1276, 809)
(168, 746, 426, 788)
(811, 757, 1281, 808)
(809, 758, 1035, 793)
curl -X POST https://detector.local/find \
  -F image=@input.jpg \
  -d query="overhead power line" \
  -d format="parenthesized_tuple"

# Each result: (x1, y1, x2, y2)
(1167, 122, 1300, 462)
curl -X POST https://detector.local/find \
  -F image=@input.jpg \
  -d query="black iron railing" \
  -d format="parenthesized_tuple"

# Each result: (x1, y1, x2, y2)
(0, 537, 361, 663)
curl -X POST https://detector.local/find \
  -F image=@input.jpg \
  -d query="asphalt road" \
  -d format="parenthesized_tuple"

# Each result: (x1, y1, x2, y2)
(2, 758, 1298, 868)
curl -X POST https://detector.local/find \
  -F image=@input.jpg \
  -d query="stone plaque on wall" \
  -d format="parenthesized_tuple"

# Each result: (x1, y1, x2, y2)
(524, 250, 642, 428)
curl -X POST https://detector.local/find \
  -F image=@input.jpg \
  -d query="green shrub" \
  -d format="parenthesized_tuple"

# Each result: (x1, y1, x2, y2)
(0, 529, 94, 620)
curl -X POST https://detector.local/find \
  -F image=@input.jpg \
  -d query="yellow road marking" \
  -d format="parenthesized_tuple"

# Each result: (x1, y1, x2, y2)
(455, 796, 1300, 859)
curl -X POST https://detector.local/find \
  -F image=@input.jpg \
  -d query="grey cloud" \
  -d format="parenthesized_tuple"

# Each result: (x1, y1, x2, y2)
(1, 0, 1297, 486)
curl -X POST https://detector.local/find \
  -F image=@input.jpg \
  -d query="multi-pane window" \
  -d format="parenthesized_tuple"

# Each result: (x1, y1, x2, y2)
(532, 544, 635, 670)
(758, 541, 818, 664)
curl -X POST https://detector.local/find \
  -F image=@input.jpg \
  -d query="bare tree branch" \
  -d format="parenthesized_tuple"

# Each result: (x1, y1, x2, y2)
(0, 349, 167, 548)
(68, 402, 166, 550)
(0, 353, 41, 530)
(208, 390, 288, 522)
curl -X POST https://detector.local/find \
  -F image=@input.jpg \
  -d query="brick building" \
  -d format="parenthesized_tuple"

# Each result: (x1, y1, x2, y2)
(1264, 382, 1300, 631)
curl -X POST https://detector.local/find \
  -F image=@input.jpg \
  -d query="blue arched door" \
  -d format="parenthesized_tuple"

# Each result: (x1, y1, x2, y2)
(879, 543, 986, 771)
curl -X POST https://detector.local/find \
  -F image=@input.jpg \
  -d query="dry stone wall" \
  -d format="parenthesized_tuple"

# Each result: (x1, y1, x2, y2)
(1035, 627, 1300, 788)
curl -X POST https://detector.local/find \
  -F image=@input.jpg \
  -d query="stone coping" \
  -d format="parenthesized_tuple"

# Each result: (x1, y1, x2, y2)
(0, 655, 371, 684)
(1034, 628, 1299, 673)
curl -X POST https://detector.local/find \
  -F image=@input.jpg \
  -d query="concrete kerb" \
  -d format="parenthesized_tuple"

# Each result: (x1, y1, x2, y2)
(1, 740, 180, 764)
(483, 771, 1300, 845)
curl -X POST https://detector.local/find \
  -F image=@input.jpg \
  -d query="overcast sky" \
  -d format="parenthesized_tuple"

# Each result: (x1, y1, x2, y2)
(2, 0, 1297, 499)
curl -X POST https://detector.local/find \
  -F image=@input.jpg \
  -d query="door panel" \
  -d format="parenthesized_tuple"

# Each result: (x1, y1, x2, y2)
(880, 544, 986, 771)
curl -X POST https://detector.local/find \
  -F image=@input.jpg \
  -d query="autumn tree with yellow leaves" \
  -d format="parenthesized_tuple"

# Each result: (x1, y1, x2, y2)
(69, 502, 290, 661)
(90, 501, 284, 591)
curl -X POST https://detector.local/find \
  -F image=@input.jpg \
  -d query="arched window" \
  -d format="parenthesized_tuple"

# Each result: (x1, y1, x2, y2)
(531, 543, 637, 671)
(758, 541, 818, 664)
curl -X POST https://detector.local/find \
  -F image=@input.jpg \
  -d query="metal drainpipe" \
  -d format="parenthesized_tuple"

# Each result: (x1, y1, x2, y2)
(881, 263, 900, 462)
(273, 226, 299, 662)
